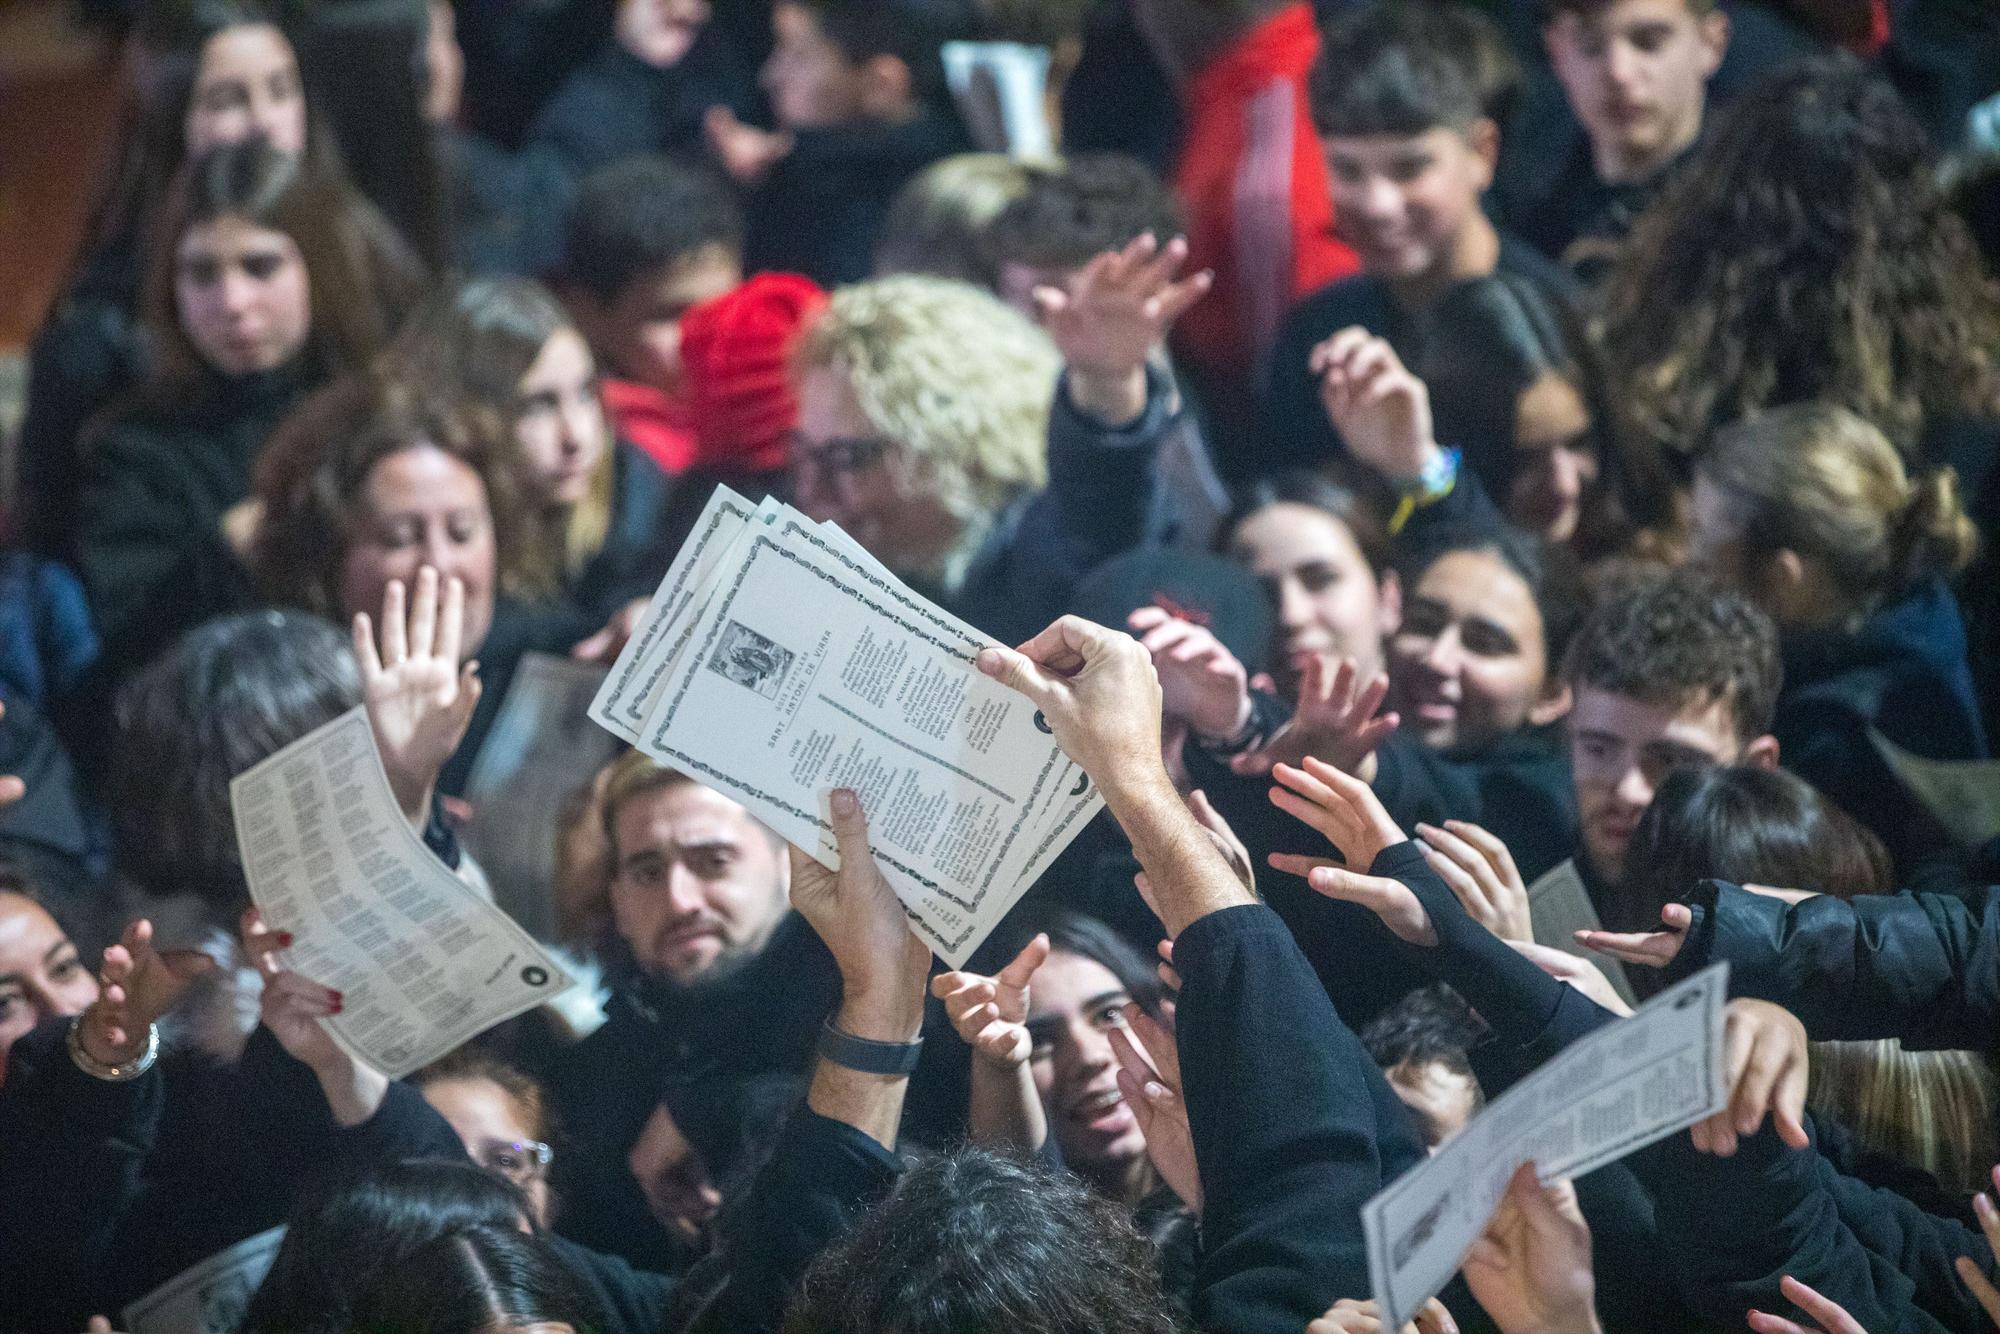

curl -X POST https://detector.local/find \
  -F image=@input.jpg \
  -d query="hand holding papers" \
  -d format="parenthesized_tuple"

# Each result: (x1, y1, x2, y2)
(591, 489, 1103, 967)
(231, 708, 572, 1078)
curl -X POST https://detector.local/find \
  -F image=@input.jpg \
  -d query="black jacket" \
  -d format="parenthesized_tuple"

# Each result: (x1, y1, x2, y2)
(526, 31, 758, 179)
(567, 440, 677, 625)
(1776, 577, 1990, 879)
(742, 107, 972, 288)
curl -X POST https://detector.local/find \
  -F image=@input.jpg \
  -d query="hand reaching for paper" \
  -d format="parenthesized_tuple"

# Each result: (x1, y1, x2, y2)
(75, 918, 216, 1068)
(1309, 1297, 1458, 1334)
(355, 566, 482, 829)
(1746, 1276, 1871, 1334)
(932, 934, 1049, 1071)
(1127, 605, 1250, 741)
(1417, 819, 1531, 943)
(790, 789, 933, 1041)
(1106, 1002, 1201, 1214)
(243, 907, 387, 1127)
(1690, 999, 1810, 1157)
(1228, 654, 1396, 780)
(1038, 232, 1211, 426)
(1310, 327, 1443, 485)
(1509, 940, 1632, 1017)
(1265, 757, 1439, 946)
(1575, 903, 1692, 970)
(1461, 1161, 1602, 1334)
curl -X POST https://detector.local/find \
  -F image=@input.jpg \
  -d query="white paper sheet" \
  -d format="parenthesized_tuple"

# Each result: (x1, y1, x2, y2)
(1363, 963, 1730, 1328)
(231, 708, 573, 1077)
(462, 652, 624, 940)
(122, 1225, 285, 1334)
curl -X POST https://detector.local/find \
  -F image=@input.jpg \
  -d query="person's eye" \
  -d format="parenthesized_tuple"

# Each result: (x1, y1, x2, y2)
(49, 955, 84, 982)
(1092, 1004, 1127, 1028)
(1631, 26, 1671, 54)
(1390, 156, 1433, 183)
(201, 82, 249, 112)
(1298, 563, 1341, 594)
(1330, 159, 1364, 185)
(489, 1149, 524, 1173)
(0, 995, 19, 1022)
(690, 849, 735, 878)
(448, 517, 483, 544)
(241, 253, 284, 281)
(1460, 624, 1517, 657)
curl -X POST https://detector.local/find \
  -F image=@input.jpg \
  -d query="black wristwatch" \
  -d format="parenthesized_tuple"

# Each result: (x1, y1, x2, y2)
(818, 1017, 924, 1075)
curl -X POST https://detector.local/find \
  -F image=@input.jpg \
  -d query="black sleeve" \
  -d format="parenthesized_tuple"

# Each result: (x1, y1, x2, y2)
(1252, 302, 1341, 481)
(1028, 365, 1175, 577)
(1174, 902, 1413, 1333)
(544, 1234, 677, 1334)
(1819, 1152, 2000, 1332)
(1671, 879, 2000, 1051)
(16, 296, 140, 560)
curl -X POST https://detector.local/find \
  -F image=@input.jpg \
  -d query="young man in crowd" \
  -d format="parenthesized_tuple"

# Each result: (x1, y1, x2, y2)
(1503, 0, 1731, 282)
(1521, 566, 1780, 1000)
(1258, 2, 1580, 482)
(560, 156, 746, 472)
(705, 0, 976, 286)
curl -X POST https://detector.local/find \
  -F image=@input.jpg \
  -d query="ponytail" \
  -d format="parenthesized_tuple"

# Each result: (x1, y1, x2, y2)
(1890, 466, 1980, 585)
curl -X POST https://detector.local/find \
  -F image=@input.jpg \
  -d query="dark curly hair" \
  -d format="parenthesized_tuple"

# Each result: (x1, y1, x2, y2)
(982, 154, 1186, 275)
(1560, 564, 1781, 743)
(1599, 54, 2000, 522)
(784, 1147, 1183, 1334)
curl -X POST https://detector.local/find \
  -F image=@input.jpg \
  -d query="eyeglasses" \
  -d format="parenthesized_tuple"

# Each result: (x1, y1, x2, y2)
(793, 433, 891, 477)
(473, 1137, 553, 1184)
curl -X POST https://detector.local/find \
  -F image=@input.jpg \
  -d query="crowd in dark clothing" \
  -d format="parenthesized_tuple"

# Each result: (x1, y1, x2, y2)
(3, 0, 2000, 1330)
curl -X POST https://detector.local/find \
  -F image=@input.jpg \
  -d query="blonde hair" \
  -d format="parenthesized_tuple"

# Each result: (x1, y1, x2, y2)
(874, 153, 1041, 288)
(1808, 1039, 2000, 1196)
(796, 275, 1058, 582)
(551, 749, 693, 945)
(1703, 403, 1979, 608)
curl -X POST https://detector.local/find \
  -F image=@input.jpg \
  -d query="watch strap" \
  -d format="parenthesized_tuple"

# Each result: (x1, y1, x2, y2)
(818, 1017, 924, 1076)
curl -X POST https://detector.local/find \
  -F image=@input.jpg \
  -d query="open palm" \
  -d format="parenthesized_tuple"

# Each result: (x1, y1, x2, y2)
(355, 567, 482, 824)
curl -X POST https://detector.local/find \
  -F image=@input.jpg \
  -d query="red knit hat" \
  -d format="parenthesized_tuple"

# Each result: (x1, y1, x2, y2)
(679, 272, 828, 475)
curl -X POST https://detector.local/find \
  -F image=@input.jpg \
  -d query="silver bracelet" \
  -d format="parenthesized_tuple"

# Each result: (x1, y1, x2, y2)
(67, 1015, 160, 1082)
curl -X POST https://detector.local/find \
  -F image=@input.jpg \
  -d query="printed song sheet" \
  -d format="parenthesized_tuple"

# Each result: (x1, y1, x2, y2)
(231, 708, 572, 1078)
(463, 652, 623, 940)
(591, 488, 1102, 966)
(122, 1225, 285, 1334)
(1363, 963, 1730, 1328)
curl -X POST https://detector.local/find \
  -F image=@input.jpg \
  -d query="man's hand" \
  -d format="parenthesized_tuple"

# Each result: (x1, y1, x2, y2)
(1462, 1162, 1602, 1334)
(1418, 820, 1531, 942)
(1574, 903, 1691, 969)
(1229, 654, 1396, 780)
(1128, 606, 1249, 740)
(616, 0, 710, 67)
(789, 789, 932, 1041)
(243, 908, 386, 1127)
(1309, 1297, 1458, 1334)
(1037, 232, 1211, 426)
(1747, 1276, 1870, 1334)
(705, 106, 792, 186)
(1509, 941, 1632, 1017)
(977, 616, 1168, 807)
(355, 568, 482, 829)
(76, 918, 216, 1067)
(1310, 327, 1442, 483)
(931, 934, 1048, 1070)
(1107, 1003, 1201, 1214)
(1692, 999, 1810, 1157)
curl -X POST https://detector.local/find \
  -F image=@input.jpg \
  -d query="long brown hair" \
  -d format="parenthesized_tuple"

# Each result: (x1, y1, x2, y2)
(393, 278, 614, 601)
(133, 139, 429, 409)
(249, 371, 523, 617)
(1600, 55, 2000, 522)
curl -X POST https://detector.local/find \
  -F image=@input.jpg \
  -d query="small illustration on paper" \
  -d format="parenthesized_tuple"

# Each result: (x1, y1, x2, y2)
(708, 621, 796, 699)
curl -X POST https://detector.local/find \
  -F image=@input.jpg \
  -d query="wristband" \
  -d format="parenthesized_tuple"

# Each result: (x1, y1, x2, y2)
(1388, 446, 1460, 536)
(68, 1016, 160, 1082)
(818, 1017, 924, 1076)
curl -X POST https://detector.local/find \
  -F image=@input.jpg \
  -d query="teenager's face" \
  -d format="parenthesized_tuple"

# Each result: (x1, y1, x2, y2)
(587, 248, 741, 394)
(0, 893, 98, 1084)
(514, 328, 607, 508)
(1228, 502, 1397, 690)
(186, 23, 308, 157)
(339, 445, 497, 657)
(1569, 686, 1744, 883)
(792, 365, 960, 577)
(1323, 125, 1495, 284)
(421, 1075, 552, 1226)
(1546, 0, 1727, 181)
(175, 215, 311, 376)
(1384, 1058, 1480, 1149)
(1027, 950, 1146, 1186)
(1508, 373, 1600, 543)
(1388, 548, 1554, 755)
(608, 782, 789, 991)
(763, 2, 868, 130)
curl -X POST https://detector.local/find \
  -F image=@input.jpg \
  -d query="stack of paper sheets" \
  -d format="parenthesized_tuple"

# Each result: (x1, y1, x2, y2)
(592, 487, 1104, 967)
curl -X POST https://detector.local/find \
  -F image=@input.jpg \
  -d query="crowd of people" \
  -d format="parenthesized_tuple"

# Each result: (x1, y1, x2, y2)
(3, 0, 2000, 1329)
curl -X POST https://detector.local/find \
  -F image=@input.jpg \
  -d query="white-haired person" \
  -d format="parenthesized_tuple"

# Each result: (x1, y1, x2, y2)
(791, 235, 1211, 644)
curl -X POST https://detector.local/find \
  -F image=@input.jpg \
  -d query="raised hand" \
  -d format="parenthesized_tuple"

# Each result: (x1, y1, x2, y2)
(1574, 903, 1691, 970)
(1037, 233, 1212, 425)
(355, 567, 482, 828)
(243, 907, 386, 1126)
(1309, 1297, 1458, 1334)
(1128, 606, 1250, 740)
(1509, 940, 1632, 1017)
(704, 105, 793, 186)
(790, 789, 932, 1039)
(75, 918, 215, 1068)
(977, 616, 1165, 800)
(932, 934, 1049, 1070)
(1462, 1162, 1602, 1334)
(1310, 327, 1441, 484)
(1692, 999, 1810, 1157)
(1955, 1167, 2000, 1326)
(1266, 757, 1437, 945)
(1106, 1002, 1201, 1213)
(1746, 1276, 1870, 1334)
(1230, 654, 1397, 780)
(1417, 820, 1531, 942)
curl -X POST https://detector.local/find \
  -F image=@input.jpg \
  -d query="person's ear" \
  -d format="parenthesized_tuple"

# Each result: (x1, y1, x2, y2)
(1467, 117, 1501, 185)
(1742, 734, 1780, 771)
(1377, 568, 1403, 639)
(1528, 680, 1573, 727)
(1697, 10, 1730, 77)
(858, 52, 914, 120)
